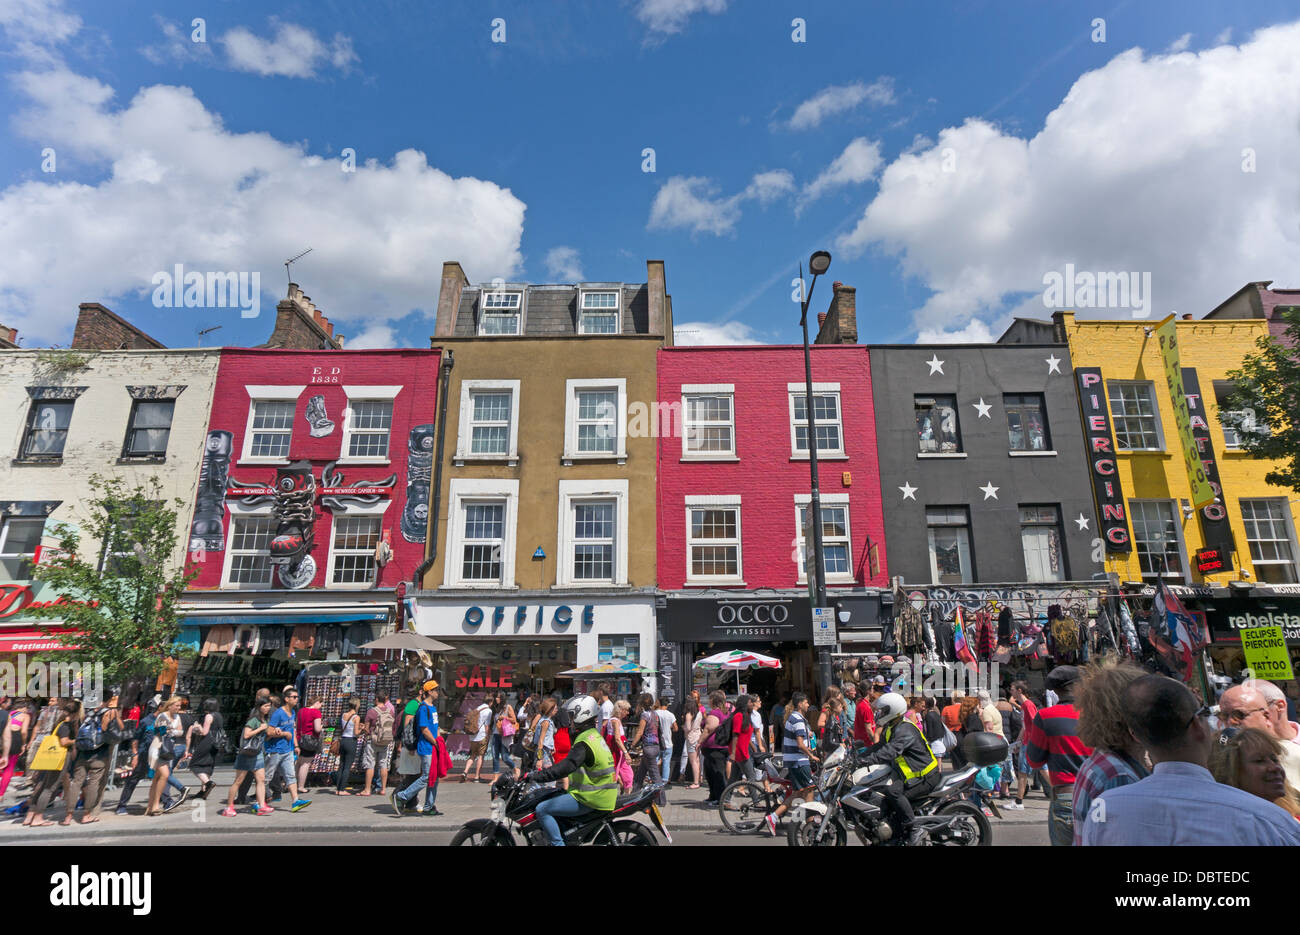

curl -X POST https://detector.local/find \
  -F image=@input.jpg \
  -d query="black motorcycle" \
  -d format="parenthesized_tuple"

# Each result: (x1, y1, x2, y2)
(788, 733, 1003, 847)
(450, 774, 672, 846)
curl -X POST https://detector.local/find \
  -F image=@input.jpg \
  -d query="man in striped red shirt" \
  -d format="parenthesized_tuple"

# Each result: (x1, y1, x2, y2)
(1024, 666, 1092, 846)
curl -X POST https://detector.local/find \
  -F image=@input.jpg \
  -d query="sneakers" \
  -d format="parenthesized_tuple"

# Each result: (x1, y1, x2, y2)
(1008, 801, 1025, 810)
(114, 807, 129, 817)
(163, 788, 189, 813)
(390, 790, 405, 818)
(220, 807, 237, 818)
(420, 806, 443, 816)
(290, 799, 311, 812)
(253, 804, 275, 816)
(764, 814, 778, 837)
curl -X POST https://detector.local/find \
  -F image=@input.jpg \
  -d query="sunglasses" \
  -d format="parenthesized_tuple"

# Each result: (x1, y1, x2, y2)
(1184, 704, 1212, 731)
(1223, 706, 1267, 723)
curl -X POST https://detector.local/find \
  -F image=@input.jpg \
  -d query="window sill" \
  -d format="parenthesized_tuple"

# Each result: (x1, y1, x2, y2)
(790, 453, 848, 461)
(1008, 450, 1057, 458)
(117, 455, 167, 465)
(561, 455, 627, 466)
(680, 455, 740, 463)
(1118, 449, 1168, 455)
(335, 457, 392, 467)
(12, 458, 63, 466)
(326, 582, 379, 591)
(443, 583, 519, 590)
(238, 458, 290, 467)
(684, 579, 747, 587)
(797, 576, 857, 586)
(453, 455, 519, 467)
(917, 452, 967, 459)
(556, 581, 628, 589)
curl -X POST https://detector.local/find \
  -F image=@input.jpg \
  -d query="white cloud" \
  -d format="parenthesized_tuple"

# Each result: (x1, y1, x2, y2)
(838, 24, 1300, 340)
(544, 246, 584, 281)
(220, 21, 358, 78)
(0, 66, 526, 343)
(915, 319, 998, 344)
(672, 320, 762, 345)
(786, 79, 895, 131)
(1215, 27, 1233, 45)
(0, 0, 79, 44)
(649, 170, 794, 236)
(635, 0, 727, 36)
(801, 137, 883, 205)
(344, 322, 397, 349)
(1167, 32, 1192, 53)
(141, 18, 216, 67)
(902, 133, 934, 155)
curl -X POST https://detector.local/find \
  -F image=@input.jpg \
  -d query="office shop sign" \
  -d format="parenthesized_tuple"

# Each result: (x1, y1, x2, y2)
(462, 603, 595, 634)
(663, 597, 813, 642)
(1076, 367, 1130, 552)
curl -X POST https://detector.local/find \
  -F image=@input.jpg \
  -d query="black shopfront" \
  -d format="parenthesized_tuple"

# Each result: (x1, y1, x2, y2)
(1203, 589, 1300, 682)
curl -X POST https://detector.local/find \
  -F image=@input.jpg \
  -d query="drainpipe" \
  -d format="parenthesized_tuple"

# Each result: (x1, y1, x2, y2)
(413, 349, 454, 588)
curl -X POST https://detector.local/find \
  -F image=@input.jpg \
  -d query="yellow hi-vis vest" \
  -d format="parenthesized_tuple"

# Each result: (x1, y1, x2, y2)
(569, 728, 618, 811)
(883, 721, 938, 781)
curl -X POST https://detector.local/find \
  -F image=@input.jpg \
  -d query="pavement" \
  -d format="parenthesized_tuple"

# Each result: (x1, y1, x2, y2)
(0, 762, 1054, 844)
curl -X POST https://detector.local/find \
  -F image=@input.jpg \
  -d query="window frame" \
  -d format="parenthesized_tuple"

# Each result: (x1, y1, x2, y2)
(338, 386, 400, 465)
(1240, 498, 1300, 584)
(680, 384, 737, 460)
(1004, 393, 1052, 453)
(239, 385, 306, 465)
(0, 516, 45, 580)
(1128, 499, 1186, 582)
(442, 478, 519, 589)
(788, 382, 845, 459)
(478, 290, 523, 336)
(455, 379, 521, 464)
(220, 502, 277, 590)
(563, 378, 627, 463)
(913, 393, 963, 457)
(120, 399, 175, 461)
(926, 506, 974, 585)
(793, 493, 854, 585)
(1107, 381, 1165, 452)
(578, 290, 622, 335)
(326, 505, 389, 589)
(684, 494, 744, 586)
(1018, 504, 1066, 583)
(556, 479, 629, 587)
(19, 399, 75, 462)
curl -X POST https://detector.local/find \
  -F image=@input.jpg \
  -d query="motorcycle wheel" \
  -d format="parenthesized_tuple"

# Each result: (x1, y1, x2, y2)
(786, 813, 847, 847)
(449, 820, 515, 846)
(718, 780, 767, 834)
(934, 802, 992, 846)
(609, 819, 659, 846)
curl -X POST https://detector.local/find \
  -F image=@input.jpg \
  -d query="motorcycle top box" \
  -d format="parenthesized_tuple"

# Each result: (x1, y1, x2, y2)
(960, 731, 1009, 768)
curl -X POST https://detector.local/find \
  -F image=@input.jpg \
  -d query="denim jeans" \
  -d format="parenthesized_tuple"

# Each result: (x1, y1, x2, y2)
(490, 734, 515, 773)
(166, 746, 187, 793)
(660, 739, 673, 783)
(534, 792, 593, 846)
(397, 754, 437, 811)
(1048, 787, 1074, 846)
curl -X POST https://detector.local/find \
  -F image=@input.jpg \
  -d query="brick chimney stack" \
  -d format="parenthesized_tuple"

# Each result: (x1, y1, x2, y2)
(261, 283, 342, 350)
(814, 281, 857, 344)
(434, 261, 469, 337)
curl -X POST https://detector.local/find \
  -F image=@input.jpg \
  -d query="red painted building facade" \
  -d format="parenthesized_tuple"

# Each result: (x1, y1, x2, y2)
(654, 344, 890, 701)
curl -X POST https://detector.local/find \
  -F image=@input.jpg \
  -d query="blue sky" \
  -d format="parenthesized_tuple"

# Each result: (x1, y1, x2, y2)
(1, 0, 1297, 349)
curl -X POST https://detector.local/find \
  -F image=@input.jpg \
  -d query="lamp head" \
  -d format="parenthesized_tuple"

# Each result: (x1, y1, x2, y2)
(809, 251, 832, 277)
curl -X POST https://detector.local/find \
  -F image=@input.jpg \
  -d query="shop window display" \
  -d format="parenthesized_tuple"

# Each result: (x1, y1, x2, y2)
(915, 395, 961, 453)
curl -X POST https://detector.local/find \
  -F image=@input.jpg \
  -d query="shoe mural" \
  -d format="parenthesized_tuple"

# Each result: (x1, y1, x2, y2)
(304, 394, 335, 438)
(189, 430, 233, 553)
(402, 423, 435, 543)
(267, 461, 318, 589)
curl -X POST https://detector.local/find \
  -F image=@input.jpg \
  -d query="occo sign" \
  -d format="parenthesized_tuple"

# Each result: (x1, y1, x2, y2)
(717, 603, 790, 626)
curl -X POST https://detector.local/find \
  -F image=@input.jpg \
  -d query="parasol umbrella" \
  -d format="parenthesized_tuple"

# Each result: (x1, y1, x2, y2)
(359, 631, 455, 653)
(558, 661, 656, 677)
(692, 649, 781, 694)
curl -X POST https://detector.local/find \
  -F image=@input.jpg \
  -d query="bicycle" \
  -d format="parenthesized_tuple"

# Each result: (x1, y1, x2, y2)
(717, 752, 802, 834)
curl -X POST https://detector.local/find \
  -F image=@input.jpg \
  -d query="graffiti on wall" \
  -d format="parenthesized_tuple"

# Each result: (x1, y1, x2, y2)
(904, 585, 1105, 620)
(402, 424, 435, 543)
(189, 430, 233, 553)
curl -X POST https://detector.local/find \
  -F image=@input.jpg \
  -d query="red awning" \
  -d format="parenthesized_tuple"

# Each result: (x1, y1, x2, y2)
(0, 628, 82, 653)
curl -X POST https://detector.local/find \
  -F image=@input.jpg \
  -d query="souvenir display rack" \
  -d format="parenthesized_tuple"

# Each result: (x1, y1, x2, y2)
(303, 669, 401, 780)
(173, 652, 295, 753)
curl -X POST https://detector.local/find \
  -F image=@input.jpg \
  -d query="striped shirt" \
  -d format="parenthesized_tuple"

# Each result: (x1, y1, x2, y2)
(1023, 703, 1091, 785)
(783, 712, 810, 768)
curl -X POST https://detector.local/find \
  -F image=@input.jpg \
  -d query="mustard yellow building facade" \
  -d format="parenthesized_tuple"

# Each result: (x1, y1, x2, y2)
(1058, 311, 1300, 590)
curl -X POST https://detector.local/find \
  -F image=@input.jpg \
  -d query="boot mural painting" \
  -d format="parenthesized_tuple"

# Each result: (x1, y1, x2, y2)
(304, 394, 335, 438)
(189, 430, 233, 554)
(268, 461, 318, 589)
(402, 423, 435, 543)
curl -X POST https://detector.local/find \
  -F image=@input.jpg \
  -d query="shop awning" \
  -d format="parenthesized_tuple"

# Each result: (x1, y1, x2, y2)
(181, 611, 388, 626)
(0, 628, 82, 653)
(558, 662, 655, 677)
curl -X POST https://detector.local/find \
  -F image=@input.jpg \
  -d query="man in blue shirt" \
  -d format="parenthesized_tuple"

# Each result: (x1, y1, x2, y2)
(266, 691, 310, 812)
(1081, 675, 1300, 846)
(391, 681, 441, 816)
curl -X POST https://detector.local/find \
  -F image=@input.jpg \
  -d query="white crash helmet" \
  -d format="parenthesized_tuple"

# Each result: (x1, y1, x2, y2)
(561, 694, 600, 730)
(873, 692, 907, 728)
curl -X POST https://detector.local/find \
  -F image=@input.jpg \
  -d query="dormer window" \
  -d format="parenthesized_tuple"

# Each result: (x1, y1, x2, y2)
(479, 291, 522, 335)
(579, 291, 620, 335)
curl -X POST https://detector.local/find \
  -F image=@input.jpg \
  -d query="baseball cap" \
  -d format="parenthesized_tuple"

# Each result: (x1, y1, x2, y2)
(422, 679, 439, 692)
(872, 675, 887, 686)
(1046, 665, 1081, 690)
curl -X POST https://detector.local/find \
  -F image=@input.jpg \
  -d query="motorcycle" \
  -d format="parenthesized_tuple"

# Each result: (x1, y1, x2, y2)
(788, 733, 1004, 847)
(450, 774, 672, 846)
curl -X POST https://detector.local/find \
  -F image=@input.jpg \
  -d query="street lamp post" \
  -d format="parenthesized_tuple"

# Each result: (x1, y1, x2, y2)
(799, 250, 834, 697)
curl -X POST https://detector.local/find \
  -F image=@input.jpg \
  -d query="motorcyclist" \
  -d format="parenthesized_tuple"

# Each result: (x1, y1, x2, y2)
(520, 695, 618, 846)
(857, 691, 940, 846)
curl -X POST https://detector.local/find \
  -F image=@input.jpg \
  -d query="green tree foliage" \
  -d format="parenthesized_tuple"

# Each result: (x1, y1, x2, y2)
(25, 475, 197, 687)
(1223, 306, 1300, 495)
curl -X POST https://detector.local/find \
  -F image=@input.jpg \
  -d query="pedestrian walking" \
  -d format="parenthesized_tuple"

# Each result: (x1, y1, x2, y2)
(362, 691, 396, 796)
(656, 699, 678, 785)
(767, 694, 786, 752)
(391, 681, 441, 816)
(766, 692, 817, 835)
(115, 699, 173, 815)
(1025, 666, 1093, 846)
(1210, 727, 1300, 819)
(679, 697, 701, 788)
(698, 690, 732, 805)
(295, 695, 323, 793)
(532, 698, 558, 770)
(222, 698, 273, 817)
(146, 697, 186, 816)
(726, 694, 758, 784)
(1069, 659, 1150, 844)
(266, 690, 310, 812)
(460, 695, 493, 783)
(0, 699, 33, 798)
(22, 699, 79, 827)
(1009, 680, 1043, 807)
(488, 691, 518, 783)
(1219, 680, 1300, 790)
(334, 698, 362, 795)
(186, 698, 223, 799)
(853, 682, 876, 747)
(604, 699, 634, 792)
(63, 696, 123, 824)
(629, 693, 661, 788)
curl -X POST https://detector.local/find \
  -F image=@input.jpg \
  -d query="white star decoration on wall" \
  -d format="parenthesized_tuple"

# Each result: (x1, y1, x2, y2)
(1075, 514, 1090, 531)
(899, 482, 918, 500)
(973, 398, 991, 418)
(1045, 354, 1062, 374)
(926, 354, 945, 375)
(979, 482, 1000, 500)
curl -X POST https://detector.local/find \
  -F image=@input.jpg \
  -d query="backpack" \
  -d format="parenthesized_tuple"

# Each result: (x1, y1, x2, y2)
(464, 705, 482, 738)
(372, 706, 395, 746)
(75, 715, 105, 752)
(210, 725, 230, 755)
(401, 707, 419, 751)
(709, 710, 734, 749)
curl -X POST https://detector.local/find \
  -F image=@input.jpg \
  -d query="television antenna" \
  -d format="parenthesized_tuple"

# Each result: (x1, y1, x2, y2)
(197, 325, 222, 347)
(284, 247, 313, 285)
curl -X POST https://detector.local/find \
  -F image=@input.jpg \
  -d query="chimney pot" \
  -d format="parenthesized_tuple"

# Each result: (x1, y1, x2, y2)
(817, 312, 828, 327)
(1181, 313, 1193, 320)
(832, 281, 843, 290)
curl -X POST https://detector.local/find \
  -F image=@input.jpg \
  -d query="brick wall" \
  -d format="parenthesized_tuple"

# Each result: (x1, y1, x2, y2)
(71, 303, 165, 350)
(657, 345, 888, 590)
(261, 286, 343, 349)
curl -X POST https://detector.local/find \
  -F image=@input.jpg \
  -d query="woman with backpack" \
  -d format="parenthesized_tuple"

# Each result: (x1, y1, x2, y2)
(629, 693, 661, 789)
(531, 698, 557, 770)
(63, 696, 124, 823)
(222, 697, 274, 817)
(186, 698, 224, 799)
(23, 699, 80, 827)
(334, 697, 362, 795)
(146, 696, 184, 816)
(488, 691, 518, 783)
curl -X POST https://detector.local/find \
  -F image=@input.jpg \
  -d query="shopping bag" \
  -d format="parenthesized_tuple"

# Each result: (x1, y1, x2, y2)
(30, 722, 68, 772)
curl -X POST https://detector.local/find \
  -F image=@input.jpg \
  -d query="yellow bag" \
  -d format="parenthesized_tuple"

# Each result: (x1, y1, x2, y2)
(30, 720, 68, 772)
